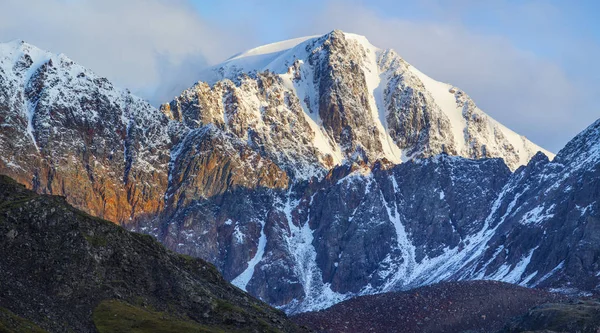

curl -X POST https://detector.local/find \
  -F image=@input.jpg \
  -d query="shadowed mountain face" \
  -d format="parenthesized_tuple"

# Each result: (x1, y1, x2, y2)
(459, 120, 600, 293)
(145, 117, 600, 312)
(145, 155, 515, 313)
(0, 175, 308, 333)
(1, 31, 600, 314)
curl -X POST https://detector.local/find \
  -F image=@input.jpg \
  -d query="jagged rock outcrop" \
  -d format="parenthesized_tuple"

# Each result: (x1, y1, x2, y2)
(0, 175, 308, 333)
(162, 73, 331, 179)
(455, 119, 600, 291)
(165, 124, 289, 207)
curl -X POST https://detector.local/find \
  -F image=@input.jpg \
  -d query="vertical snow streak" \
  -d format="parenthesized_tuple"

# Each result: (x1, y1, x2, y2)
(20, 44, 52, 152)
(380, 175, 417, 291)
(281, 191, 345, 313)
(24, 98, 39, 151)
(231, 219, 267, 291)
(352, 36, 403, 163)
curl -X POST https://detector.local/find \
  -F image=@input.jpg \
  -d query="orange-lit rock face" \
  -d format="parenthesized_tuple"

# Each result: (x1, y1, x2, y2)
(164, 125, 289, 213)
(0, 156, 167, 223)
(0, 101, 171, 224)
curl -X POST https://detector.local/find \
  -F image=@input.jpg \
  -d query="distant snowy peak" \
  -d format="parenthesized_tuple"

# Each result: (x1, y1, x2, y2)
(554, 118, 600, 170)
(182, 29, 552, 172)
(0, 39, 171, 149)
(0, 39, 101, 95)
(0, 40, 156, 122)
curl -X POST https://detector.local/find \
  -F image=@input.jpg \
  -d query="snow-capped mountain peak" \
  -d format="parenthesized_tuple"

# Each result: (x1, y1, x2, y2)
(165, 30, 552, 174)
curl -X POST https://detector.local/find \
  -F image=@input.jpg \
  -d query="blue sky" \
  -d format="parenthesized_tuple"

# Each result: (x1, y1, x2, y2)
(0, 0, 598, 152)
(191, 0, 600, 52)
(191, 0, 600, 78)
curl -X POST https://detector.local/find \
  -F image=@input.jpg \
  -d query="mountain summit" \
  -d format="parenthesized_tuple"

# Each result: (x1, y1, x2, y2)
(163, 30, 552, 176)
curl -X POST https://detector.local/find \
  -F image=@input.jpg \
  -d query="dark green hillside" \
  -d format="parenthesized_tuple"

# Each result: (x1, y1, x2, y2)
(0, 175, 308, 333)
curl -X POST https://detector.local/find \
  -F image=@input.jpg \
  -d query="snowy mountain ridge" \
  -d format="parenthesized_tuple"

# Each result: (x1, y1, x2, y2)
(0, 39, 174, 223)
(177, 30, 553, 173)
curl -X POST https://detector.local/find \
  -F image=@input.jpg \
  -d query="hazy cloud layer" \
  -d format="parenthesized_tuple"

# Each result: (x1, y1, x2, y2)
(0, 0, 257, 105)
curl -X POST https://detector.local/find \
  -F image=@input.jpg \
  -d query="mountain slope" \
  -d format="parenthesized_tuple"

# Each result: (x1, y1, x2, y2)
(293, 281, 565, 333)
(0, 174, 308, 333)
(143, 154, 513, 312)
(0, 40, 177, 224)
(149, 117, 600, 313)
(454, 119, 600, 291)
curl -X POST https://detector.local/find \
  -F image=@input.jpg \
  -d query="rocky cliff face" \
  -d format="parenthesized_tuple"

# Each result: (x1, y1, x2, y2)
(143, 154, 515, 313)
(455, 119, 600, 292)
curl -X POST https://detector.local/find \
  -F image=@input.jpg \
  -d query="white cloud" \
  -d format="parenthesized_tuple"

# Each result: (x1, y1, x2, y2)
(0, 0, 257, 105)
